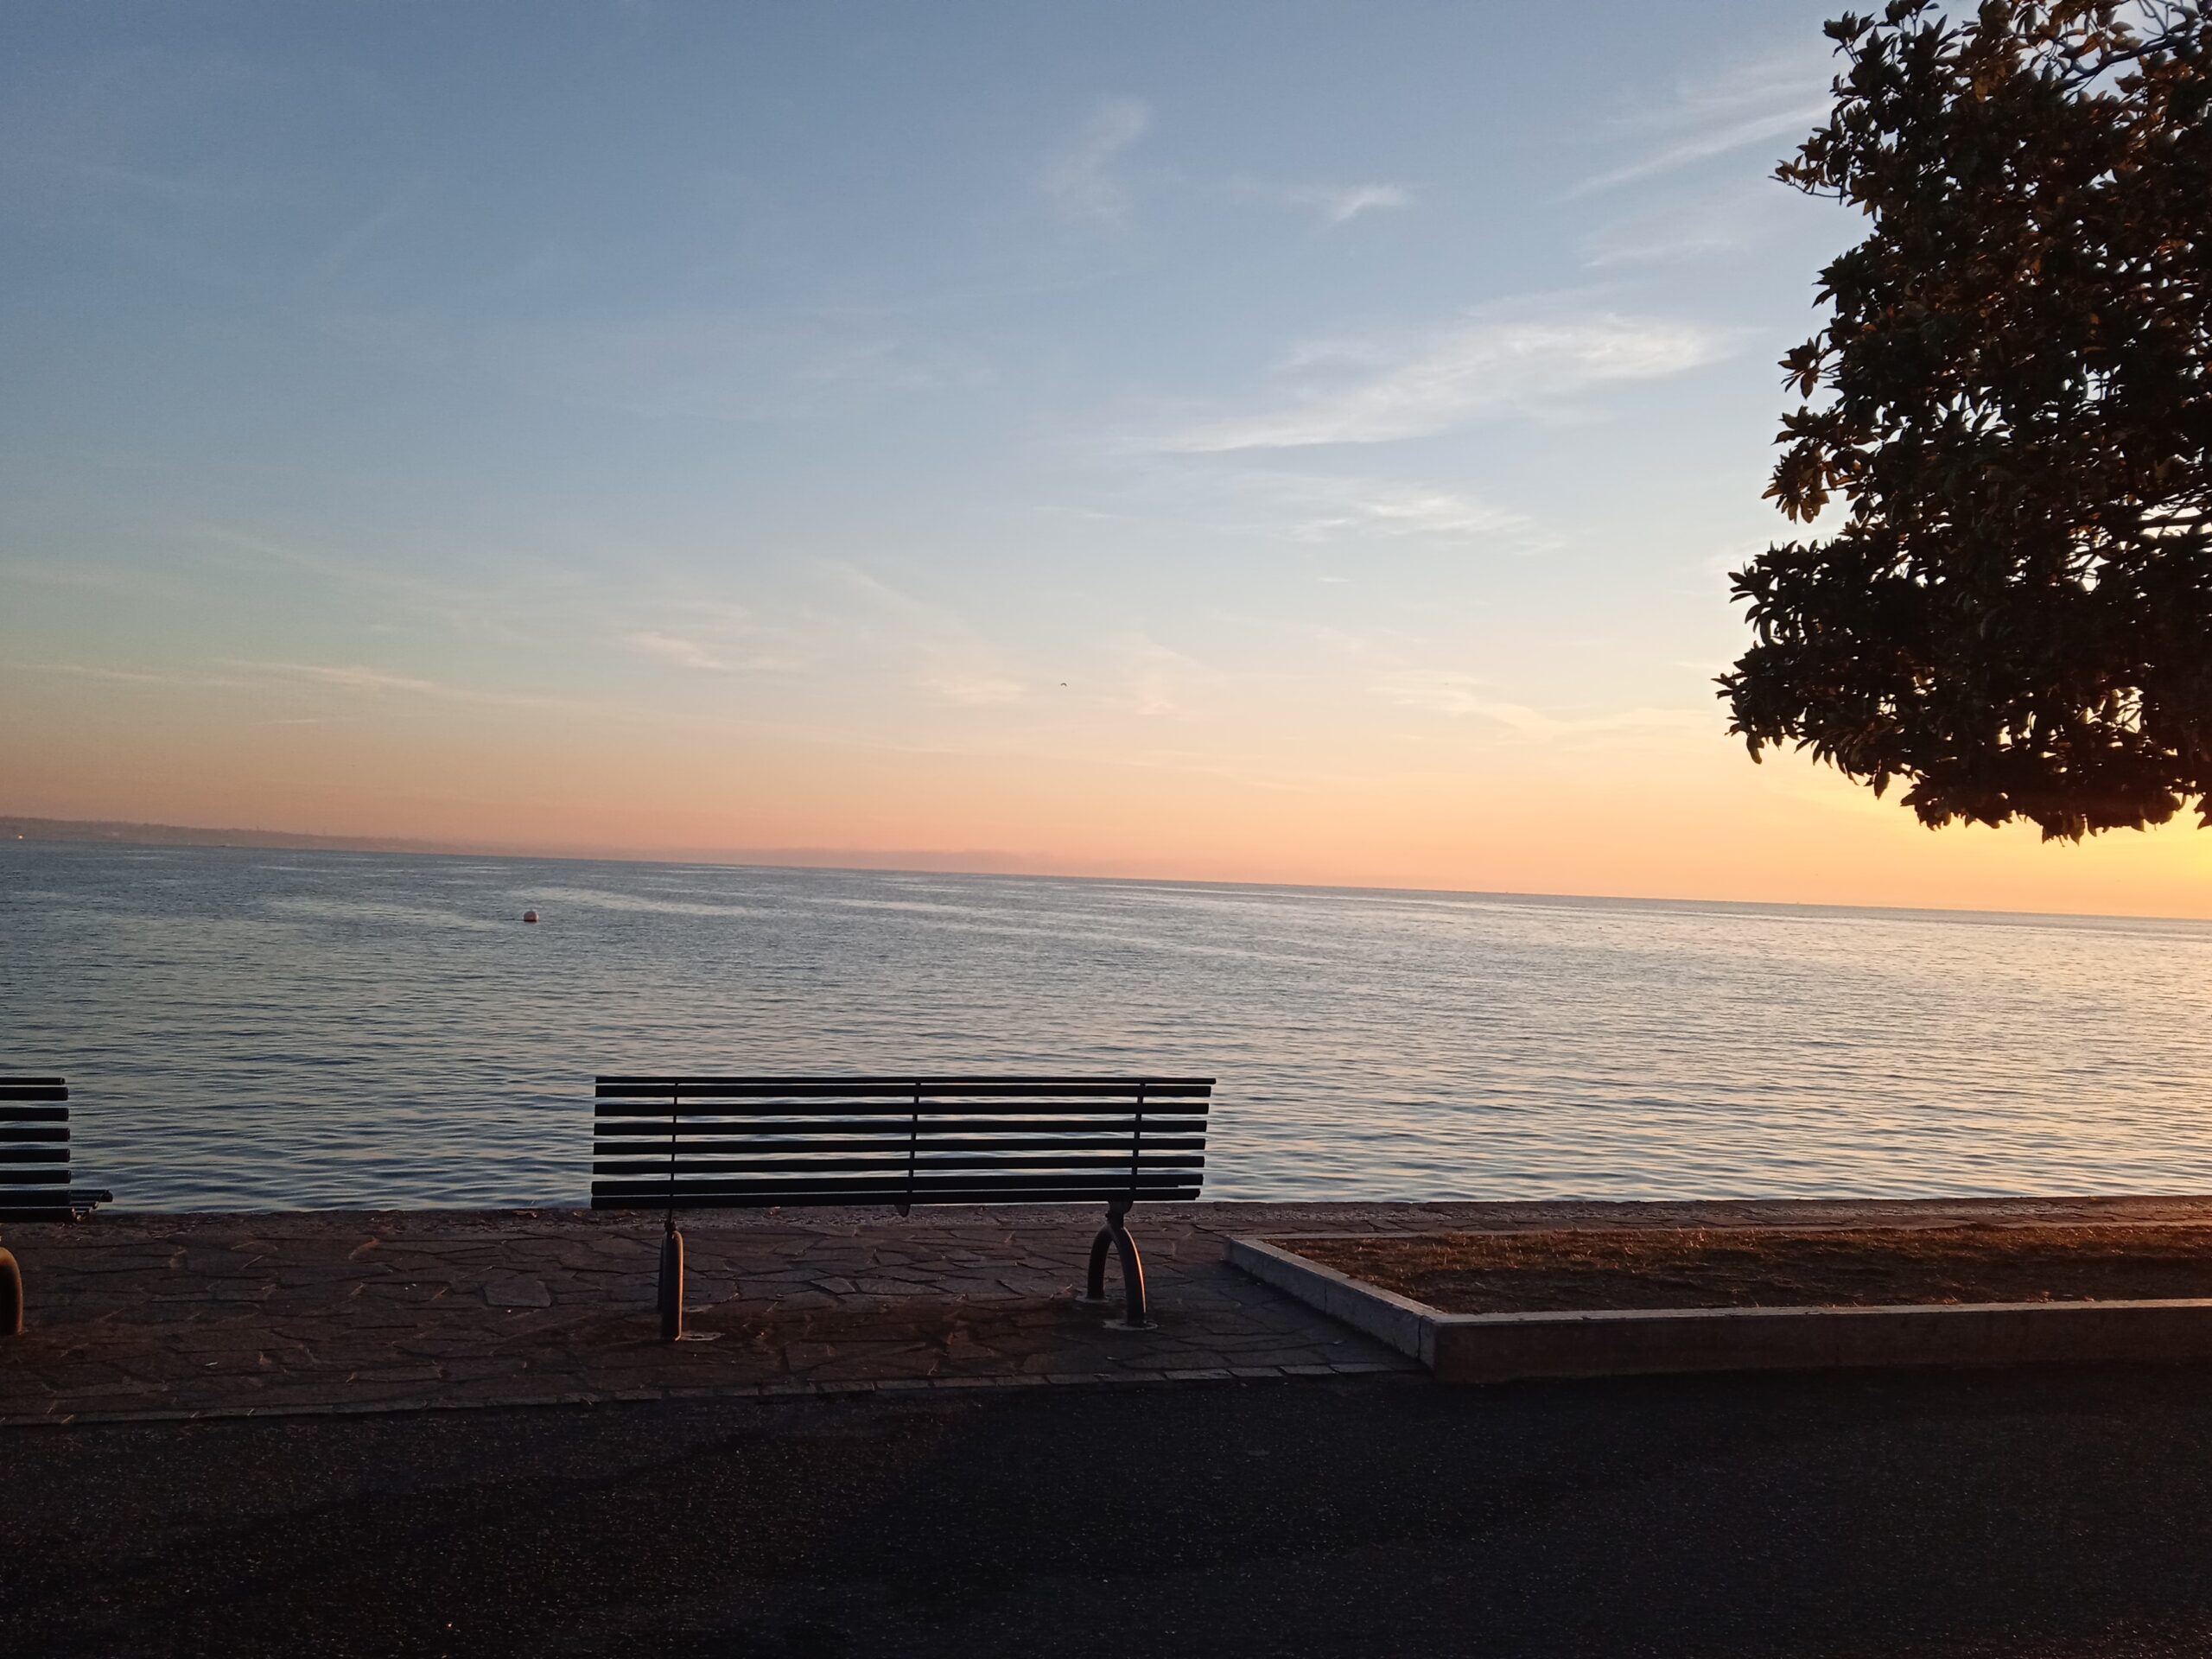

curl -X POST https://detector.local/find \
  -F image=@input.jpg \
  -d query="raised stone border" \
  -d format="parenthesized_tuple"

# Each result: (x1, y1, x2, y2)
(1228, 1233, 2212, 1384)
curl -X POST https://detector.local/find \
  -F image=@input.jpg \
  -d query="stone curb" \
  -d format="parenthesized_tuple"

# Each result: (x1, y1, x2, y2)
(1228, 1234, 2212, 1385)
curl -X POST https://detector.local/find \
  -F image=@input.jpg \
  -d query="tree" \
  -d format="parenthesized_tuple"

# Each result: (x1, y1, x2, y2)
(1720, 0, 2211, 839)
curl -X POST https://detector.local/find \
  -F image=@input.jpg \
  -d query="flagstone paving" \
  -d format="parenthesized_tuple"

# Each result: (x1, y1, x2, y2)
(6, 1194, 2211, 1424)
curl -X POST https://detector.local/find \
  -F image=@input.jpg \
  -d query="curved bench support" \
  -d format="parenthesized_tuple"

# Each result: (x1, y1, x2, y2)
(1, 1247, 21, 1338)
(1084, 1200, 1151, 1328)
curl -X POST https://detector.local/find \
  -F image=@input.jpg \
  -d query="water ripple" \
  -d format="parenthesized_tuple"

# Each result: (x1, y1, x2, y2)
(3, 843, 2209, 1211)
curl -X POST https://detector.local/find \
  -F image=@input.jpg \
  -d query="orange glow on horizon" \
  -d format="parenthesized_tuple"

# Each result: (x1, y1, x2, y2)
(6, 671, 2209, 921)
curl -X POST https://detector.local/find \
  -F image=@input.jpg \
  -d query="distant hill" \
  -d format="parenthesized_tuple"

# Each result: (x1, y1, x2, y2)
(0, 817, 477, 856)
(0, 815, 1077, 877)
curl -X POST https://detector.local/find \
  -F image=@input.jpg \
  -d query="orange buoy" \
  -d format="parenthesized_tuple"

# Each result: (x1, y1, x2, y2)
(522, 910, 539, 924)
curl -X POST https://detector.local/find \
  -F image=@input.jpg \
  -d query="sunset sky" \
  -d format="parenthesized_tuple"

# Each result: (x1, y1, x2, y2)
(5, 1, 2209, 918)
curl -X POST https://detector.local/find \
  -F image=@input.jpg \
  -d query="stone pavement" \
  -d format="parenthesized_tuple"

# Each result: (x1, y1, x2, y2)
(7, 1194, 2212, 1425)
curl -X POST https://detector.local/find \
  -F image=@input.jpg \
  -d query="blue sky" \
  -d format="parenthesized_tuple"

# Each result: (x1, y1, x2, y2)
(14, 2, 2200, 912)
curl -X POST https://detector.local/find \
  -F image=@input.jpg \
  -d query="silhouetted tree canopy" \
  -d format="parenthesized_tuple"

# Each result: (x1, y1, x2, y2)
(1721, 0, 2211, 838)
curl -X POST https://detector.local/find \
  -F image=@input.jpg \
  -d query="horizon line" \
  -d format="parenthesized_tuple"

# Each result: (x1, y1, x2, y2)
(4, 812, 2203, 931)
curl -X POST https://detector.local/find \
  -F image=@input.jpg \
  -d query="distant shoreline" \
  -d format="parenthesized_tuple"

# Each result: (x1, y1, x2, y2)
(3, 815, 472, 858)
(0, 814, 1072, 876)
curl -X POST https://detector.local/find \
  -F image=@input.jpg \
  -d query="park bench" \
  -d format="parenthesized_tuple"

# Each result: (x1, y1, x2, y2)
(1, 1077, 112, 1336)
(593, 1076, 1211, 1337)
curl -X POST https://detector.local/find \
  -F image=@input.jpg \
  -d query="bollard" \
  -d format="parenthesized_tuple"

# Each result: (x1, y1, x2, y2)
(658, 1228, 683, 1342)
(1, 1247, 21, 1338)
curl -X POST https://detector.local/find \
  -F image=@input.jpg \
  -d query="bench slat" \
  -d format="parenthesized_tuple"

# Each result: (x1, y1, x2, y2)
(593, 1133, 1205, 1155)
(0, 1106, 69, 1123)
(0, 1189, 111, 1220)
(594, 1193, 1199, 1211)
(0, 1079, 68, 1103)
(592, 1118, 1209, 1130)
(595, 1077, 1211, 1101)
(0, 1147, 72, 1164)
(0, 1186, 110, 1198)
(595, 1102, 1209, 1122)
(0, 1169, 73, 1185)
(594, 1169, 1198, 1198)
(0, 1125, 68, 1143)
(594, 1166, 1201, 1188)
(597, 1159, 1203, 1185)
(593, 1121, 1205, 1140)
(591, 1188, 1201, 1211)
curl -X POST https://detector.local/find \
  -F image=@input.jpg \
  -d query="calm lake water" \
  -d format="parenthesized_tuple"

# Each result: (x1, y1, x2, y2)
(4, 841, 2211, 1211)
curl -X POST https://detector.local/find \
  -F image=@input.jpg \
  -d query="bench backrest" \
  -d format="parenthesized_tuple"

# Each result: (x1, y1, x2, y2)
(1, 1077, 84, 1219)
(593, 1077, 1211, 1211)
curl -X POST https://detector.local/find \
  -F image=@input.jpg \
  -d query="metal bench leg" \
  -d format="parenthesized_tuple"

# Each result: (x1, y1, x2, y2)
(1083, 1201, 1152, 1329)
(658, 1227, 684, 1343)
(1, 1247, 20, 1338)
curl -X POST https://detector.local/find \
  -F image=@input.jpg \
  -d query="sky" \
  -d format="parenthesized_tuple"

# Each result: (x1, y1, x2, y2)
(4, 2, 2209, 918)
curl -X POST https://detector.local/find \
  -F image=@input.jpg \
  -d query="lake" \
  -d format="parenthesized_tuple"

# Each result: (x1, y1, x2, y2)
(5, 841, 2210, 1211)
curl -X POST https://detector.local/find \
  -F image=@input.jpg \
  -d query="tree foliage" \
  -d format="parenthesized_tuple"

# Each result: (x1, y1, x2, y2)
(1721, 0, 2211, 839)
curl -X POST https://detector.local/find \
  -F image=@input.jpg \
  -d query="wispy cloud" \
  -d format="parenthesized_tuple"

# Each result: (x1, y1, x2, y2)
(221, 658, 578, 712)
(620, 630, 738, 671)
(238, 660, 441, 694)
(1581, 182, 1778, 269)
(1039, 465, 1535, 553)
(1109, 632, 1217, 716)
(1206, 608, 1382, 661)
(614, 596, 794, 675)
(184, 523, 546, 645)
(318, 306, 992, 427)
(923, 673, 1024, 706)
(1154, 308, 1737, 452)
(4, 559, 181, 596)
(1236, 179, 1417, 226)
(1575, 47, 1832, 195)
(182, 523, 809, 682)
(820, 562, 1024, 706)
(1262, 475, 1529, 543)
(312, 179, 427, 286)
(10, 661, 248, 689)
(1378, 671, 1704, 744)
(1042, 98, 1151, 231)
(6, 656, 577, 711)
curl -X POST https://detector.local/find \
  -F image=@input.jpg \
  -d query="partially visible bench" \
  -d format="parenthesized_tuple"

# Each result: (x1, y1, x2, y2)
(2, 1077, 112, 1336)
(593, 1076, 1212, 1335)
(0, 1078, 109, 1221)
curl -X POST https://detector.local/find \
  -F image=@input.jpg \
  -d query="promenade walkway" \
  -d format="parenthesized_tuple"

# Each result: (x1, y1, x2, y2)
(8, 1195, 2212, 1425)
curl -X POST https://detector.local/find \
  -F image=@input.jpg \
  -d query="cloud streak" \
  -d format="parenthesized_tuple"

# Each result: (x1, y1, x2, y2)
(1042, 98, 1151, 230)
(1271, 475, 1528, 543)
(820, 562, 1024, 706)
(10, 661, 249, 689)
(1575, 48, 1832, 194)
(1154, 310, 1736, 452)
(1183, 470, 1535, 546)
(1378, 671, 1706, 743)
(620, 630, 740, 671)
(1581, 183, 1777, 269)
(222, 658, 579, 712)
(1239, 179, 1417, 226)
(615, 597, 794, 675)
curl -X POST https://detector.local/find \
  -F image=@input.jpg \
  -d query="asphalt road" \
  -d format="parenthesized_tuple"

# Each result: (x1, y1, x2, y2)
(7, 1366, 2212, 1657)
